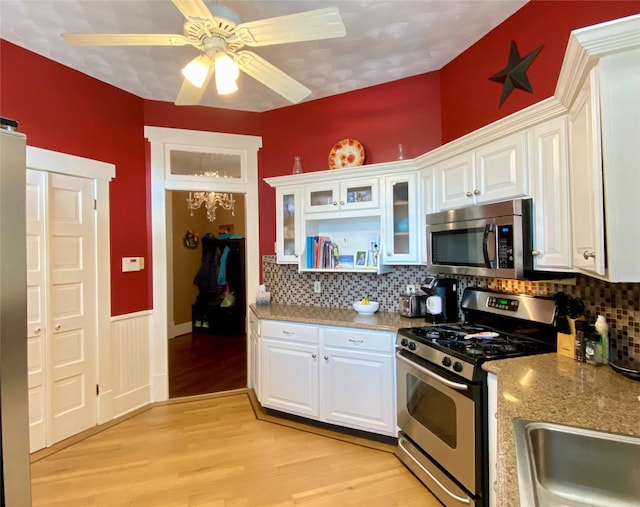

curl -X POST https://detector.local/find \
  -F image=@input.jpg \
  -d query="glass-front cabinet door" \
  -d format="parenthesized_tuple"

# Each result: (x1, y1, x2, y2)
(276, 186, 301, 263)
(304, 178, 379, 214)
(383, 172, 420, 264)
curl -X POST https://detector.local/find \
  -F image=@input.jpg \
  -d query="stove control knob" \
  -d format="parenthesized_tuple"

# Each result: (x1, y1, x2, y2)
(400, 338, 409, 347)
(442, 357, 452, 367)
(453, 361, 463, 373)
(408, 341, 417, 351)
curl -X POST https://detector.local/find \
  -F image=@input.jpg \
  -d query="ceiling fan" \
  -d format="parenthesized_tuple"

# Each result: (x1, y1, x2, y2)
(61, 0, 346, 105)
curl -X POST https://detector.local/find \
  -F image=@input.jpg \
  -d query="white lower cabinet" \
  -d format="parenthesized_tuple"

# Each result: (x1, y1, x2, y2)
(321, 327, 395, 435)
(260, 320, 396, 437)
(261, 321, 319, 418)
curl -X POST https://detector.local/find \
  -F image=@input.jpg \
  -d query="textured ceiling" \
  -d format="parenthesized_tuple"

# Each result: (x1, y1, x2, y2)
(0, 0, 528, 112)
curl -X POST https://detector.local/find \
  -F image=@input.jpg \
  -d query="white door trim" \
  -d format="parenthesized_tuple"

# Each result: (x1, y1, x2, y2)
(26, 146, 114, 424)
(145, 126, 262, 401)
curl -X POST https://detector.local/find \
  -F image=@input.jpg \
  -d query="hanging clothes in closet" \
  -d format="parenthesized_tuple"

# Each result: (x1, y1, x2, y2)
(192, 233, 245, 335)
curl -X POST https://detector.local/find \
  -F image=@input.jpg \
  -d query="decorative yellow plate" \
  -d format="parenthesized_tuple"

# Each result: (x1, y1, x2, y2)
(328, 139, 365, 169)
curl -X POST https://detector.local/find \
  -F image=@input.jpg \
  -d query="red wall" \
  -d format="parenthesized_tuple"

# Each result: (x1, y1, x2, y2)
(0, 40, 149, 316)
(440, 0, 640, 142)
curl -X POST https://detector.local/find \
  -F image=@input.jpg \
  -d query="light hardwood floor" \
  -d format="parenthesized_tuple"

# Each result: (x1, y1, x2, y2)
(30, 391, 441, 506)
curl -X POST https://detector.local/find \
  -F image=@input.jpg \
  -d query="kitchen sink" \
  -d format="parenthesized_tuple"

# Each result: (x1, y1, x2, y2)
(513, 418, 640, 507)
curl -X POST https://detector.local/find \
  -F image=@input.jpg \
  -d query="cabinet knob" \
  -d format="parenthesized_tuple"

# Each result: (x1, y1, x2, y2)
(324, 355, 329, 360)
(54, 324, 61, 331)
(583, 250, 596, 260)
(532, 250, 540, 257)
(332, 201, 338, 206)
(312, 353, 317, 359)
(34, 327, 41, 334)
(473, 189, 480, 195)
(340, 200, 345, 206)
(466, 191, 473, 197)
(386, 251, 391, 256)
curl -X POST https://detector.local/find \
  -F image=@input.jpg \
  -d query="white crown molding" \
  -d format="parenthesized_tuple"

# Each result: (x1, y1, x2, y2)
(555, 14, 640, 108)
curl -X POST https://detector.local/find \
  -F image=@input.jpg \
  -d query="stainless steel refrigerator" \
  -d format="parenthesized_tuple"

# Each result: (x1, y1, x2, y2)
(0, 117, 32, 505)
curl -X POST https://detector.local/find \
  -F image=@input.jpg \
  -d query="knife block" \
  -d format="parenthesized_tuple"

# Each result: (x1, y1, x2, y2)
(557, 317, 583, 358)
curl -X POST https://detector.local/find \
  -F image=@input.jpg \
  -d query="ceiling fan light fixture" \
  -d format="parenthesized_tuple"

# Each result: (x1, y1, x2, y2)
(214, 53, 240, 95)
(181, 55, 210, 88)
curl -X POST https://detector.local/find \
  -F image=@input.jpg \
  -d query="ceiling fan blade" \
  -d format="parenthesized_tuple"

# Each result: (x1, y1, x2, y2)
(171, 0, 216, 24)
(61, 33, 189, 46)
(232, 7, 346, 47)
(234, 51, 311, 104)
(175, 63, 214, 105)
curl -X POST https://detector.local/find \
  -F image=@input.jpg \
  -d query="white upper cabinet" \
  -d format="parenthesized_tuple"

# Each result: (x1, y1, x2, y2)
(303, 177, 379, 215)
(382, 172, 421, 264)
(434, 132, 528, 210)
(529, 116, 573, 271)
(559, 14, 640, 282)
(567, 70, 606, 277)
(275, 186, 301, 264)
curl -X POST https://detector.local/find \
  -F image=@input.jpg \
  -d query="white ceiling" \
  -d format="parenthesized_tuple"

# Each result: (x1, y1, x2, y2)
(0, 0, 528, 112)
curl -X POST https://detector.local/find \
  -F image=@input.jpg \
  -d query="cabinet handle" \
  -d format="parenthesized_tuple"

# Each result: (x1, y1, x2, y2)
(466, 191, 472, 197)
(583, 250, 596, 260)
(348, 338, 364, 344)
(324, 355, 329, 360)
(54, 324, 61, 331)
(531, 250, 540, 257)
(312, 353, 317, 358)
(282, 330, 295, 336)
(473, 189, 480, 195)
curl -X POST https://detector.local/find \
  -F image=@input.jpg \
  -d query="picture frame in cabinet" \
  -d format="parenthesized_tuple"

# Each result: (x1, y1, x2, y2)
(355, 250, 368, 267)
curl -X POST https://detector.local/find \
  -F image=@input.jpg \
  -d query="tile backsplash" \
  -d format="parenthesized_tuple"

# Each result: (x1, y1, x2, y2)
(262, 255, 639, 362)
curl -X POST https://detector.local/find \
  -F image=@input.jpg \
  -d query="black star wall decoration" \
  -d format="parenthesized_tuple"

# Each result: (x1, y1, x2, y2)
(489, 40, 543, 108)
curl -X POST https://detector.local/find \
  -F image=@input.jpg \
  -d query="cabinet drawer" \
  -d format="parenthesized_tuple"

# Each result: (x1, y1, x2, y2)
(322, 327, 394, 353)
(262, 321, 318, 343)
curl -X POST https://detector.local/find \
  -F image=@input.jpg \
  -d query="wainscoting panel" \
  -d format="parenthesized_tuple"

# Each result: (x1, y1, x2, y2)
(111, 311, 152, 417)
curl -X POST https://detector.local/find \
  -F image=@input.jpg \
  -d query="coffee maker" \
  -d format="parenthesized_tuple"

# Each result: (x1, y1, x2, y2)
(421, 276, 459, 323)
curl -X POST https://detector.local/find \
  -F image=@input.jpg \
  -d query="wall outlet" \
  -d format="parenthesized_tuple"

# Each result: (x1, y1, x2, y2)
(313, 281, 322, 294)
(406, 284, 416, 294)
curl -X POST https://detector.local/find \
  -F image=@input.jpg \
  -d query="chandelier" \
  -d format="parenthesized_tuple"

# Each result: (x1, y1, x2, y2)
(186, 191, 235, 222)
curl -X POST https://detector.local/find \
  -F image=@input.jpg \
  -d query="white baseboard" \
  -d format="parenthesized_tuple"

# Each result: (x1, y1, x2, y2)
(170, 321, 192, 339)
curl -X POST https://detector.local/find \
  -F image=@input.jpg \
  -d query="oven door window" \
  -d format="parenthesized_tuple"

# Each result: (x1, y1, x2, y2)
(431, 228, 488, 267)
(407, 373, 457, 448)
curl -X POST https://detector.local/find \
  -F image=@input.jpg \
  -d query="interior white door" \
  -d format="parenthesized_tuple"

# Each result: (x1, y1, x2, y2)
(26, 170, 47, 452)
(48, 173, 97, 444)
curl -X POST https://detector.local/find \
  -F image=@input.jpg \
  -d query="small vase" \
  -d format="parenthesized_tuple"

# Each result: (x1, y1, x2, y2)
(292, 156, 303, 174)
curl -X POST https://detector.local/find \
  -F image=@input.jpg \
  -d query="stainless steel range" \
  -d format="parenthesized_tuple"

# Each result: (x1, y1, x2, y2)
(395, 288, 557, 507)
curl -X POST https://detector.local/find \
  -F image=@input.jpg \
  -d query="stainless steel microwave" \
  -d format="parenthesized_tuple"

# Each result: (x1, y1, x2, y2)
(426, 198, 533, 279)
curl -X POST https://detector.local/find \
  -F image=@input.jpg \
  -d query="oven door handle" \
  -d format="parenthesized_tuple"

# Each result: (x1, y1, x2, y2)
(398, 437, 472, 505)
(396, 352, 469, 391)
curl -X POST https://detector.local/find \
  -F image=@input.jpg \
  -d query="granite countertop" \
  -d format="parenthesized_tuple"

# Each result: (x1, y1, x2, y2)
(250, 303, 420, 332)
(483, 354, 640, 507)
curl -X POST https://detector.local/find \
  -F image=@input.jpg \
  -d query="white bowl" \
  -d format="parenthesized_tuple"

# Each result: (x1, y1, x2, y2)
(353, 301, 379, 314)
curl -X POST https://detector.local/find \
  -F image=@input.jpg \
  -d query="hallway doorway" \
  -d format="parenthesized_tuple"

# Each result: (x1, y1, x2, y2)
(167, 190, 247, 398)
